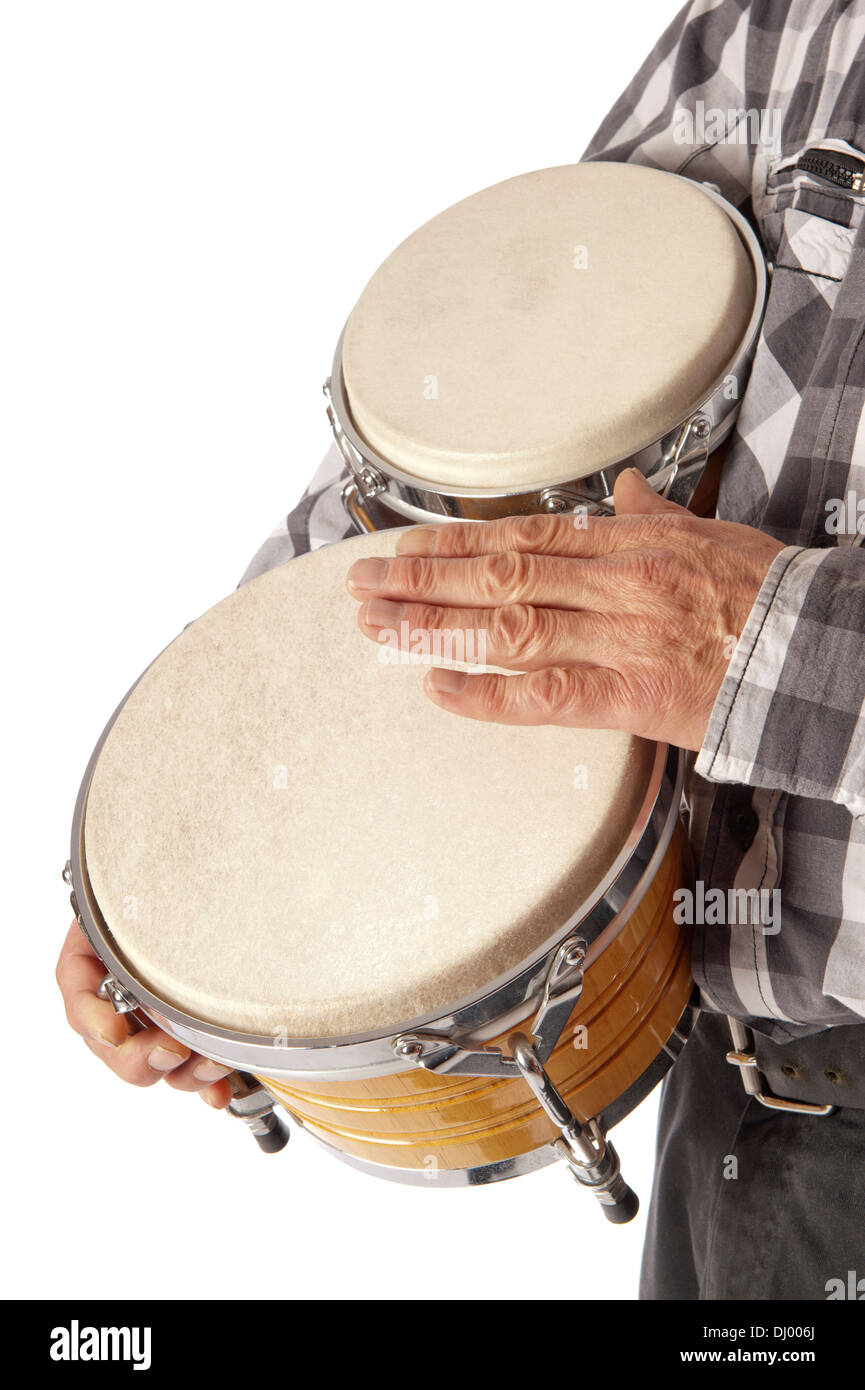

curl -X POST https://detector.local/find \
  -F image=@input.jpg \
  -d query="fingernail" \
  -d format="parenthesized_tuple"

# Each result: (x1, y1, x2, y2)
(365, 598, 404, 628)
(148, 1046, 187, 1073)
(86, 1029, 119, 1050)
(427, 668, 467, 695)
(193, 1060, 232, 1083)
(397, 528, 436, 556)
(347, 558, 388, 591)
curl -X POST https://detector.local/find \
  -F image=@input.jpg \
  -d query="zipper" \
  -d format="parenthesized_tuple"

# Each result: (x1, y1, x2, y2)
(795, 147, 864, 192)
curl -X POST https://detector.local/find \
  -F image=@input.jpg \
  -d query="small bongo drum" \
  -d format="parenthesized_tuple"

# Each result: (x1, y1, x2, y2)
(324, 161, 766, 530)
(67, 531, 695, 1222)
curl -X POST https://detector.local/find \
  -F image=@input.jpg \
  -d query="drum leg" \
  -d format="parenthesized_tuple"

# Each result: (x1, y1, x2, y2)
(392, 933, 640, 1221)
(509, 1032, 640, 1224)
(227, 1073, 291, 1154)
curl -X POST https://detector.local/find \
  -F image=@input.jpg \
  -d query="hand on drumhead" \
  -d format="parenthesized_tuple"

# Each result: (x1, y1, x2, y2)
(346, 470, 786, 753)
(56, 922, 233, 1108)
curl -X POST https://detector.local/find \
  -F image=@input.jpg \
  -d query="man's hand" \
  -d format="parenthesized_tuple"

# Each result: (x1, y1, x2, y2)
(56, 923, 233, 1108)
(346, 469, 786, 753)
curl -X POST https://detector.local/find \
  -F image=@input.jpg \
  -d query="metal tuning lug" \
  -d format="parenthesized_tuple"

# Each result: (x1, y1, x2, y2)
(97, 974, 141, 1017)
(227, 1073, 290, 1154)
(391, 931, 588, 1078)
(528, 933, 586, 1064)
(63, 859, 84, 929)
(655, 411, 712, 509)
(392, 1030, 515, 1078)
(539, 487, 614, 518)
(96, 974, 146, 1038)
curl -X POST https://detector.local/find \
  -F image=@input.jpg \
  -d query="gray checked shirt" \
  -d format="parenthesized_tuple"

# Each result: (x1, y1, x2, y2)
(241, 0, 865, 1043)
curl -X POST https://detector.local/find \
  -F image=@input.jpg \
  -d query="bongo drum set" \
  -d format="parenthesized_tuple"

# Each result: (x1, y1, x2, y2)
(65, 162, 767, 1222)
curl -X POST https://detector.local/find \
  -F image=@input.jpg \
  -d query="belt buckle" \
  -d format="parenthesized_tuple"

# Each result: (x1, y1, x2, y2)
(725, 1017, 835, 1116)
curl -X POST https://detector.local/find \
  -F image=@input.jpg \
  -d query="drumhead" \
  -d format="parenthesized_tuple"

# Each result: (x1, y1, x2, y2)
(83, 530, 656, 1037)
(341, 162, 756, 490)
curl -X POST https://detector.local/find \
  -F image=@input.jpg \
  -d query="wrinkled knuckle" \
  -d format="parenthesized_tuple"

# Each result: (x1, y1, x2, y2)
(533, 667, 574, 718)
(505, 514, 554, 550)
(484, 550, 529, 599)
(493, 603, 541, 655)
(434, 525, 467, 556)
(400, 557, 435, 599)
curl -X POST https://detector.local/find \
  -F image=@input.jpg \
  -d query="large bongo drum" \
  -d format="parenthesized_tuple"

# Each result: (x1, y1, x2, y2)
(67, 530, 695, 1222)
(324, 161, 766, 530)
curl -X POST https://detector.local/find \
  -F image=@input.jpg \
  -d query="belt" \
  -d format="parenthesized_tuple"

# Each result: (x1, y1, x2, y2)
(726, 1016, 865, 1114)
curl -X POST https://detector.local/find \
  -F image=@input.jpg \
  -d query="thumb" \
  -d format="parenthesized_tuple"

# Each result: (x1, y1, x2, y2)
(613, 466, 689, 518)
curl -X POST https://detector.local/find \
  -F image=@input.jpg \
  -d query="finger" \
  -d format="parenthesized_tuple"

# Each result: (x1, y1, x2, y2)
(613, 466, 691, 517)
(395, 515, 619, 559)
(99, 1026, 193, 1088)
(58, 924, 232, 1095)
(346, 551, 625, 613)
(162, 1055, 234, 1094)
(358, 597, 623, 671)
(57, 922, 131, 1049)
(422, 664, 633, 728)
(198, 1078, 234, 1110)
(393, 502, 692, 562)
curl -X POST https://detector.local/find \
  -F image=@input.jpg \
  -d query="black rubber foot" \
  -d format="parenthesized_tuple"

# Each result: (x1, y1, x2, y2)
(254, 1115, 291, 1153)
(602, 1185, 640, 1224)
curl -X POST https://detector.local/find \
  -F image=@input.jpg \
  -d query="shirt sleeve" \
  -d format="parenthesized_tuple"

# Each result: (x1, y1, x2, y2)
(581, 0, 752, 206)
(238, 442, 356, 585)
(696, 546, 865, 820)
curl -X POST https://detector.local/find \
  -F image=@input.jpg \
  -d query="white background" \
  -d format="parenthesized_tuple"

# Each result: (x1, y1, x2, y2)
(2, 0, 685, 1301)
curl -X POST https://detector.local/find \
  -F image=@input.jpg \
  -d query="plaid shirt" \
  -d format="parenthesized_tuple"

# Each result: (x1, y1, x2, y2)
(242, 0, 865, 1042)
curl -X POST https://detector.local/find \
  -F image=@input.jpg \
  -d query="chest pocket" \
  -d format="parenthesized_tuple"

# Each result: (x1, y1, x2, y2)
(762, 143, 864, 296)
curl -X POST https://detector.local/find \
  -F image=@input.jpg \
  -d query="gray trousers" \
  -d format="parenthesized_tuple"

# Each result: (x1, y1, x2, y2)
(639, 1010, 865, 1300)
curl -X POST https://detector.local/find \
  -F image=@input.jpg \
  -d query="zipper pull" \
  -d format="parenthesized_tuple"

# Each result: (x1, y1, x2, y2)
(796, 147, 864, 192)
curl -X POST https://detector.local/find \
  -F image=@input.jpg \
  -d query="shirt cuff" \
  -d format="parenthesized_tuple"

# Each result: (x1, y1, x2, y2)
(695, 545, 865, 818)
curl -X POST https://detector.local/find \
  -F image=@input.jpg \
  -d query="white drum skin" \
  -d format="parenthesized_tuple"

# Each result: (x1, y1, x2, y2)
(341, 162, 756, 490)
(83, 529, 655, 1039)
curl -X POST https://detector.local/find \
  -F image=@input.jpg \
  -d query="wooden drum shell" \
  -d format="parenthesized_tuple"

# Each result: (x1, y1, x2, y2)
(261, 819, 690, 1175)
